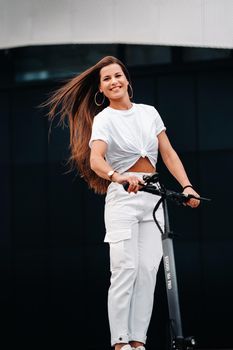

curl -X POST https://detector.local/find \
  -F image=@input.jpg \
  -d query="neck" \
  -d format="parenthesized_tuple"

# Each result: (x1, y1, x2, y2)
(109, 98, 132, 110)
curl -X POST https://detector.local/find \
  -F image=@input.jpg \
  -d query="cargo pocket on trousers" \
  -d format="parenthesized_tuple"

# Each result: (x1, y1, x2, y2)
(104, 229, 134, 271)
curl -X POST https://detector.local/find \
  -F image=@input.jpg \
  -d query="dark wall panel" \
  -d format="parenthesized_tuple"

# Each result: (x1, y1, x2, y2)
(133, 76, 155, 105)
(11, 88, 47, 164)
(1, 53, 233, 349)
(198, 71, 233, 151)
(0, 91, 11, 337)
(156, 74, 197, 152)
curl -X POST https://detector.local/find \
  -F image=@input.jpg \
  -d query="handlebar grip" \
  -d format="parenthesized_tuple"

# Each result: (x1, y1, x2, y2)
(122, 181, 145, 192)
(123, 182, 129, 191)
(185, 194, 211, 202)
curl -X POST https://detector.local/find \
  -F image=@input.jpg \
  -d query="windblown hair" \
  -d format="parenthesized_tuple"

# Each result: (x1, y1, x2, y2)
(44, 56, 132, 194)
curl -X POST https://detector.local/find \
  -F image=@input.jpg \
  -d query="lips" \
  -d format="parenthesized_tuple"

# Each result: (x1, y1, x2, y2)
(110, 86, 121, 91)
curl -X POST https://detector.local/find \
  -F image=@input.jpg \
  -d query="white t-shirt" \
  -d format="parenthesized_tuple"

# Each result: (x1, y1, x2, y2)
(89, 103, 166, 174)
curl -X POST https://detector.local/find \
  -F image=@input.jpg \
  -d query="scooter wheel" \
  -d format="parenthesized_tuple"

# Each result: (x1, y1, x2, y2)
(184, 336, 196, 349)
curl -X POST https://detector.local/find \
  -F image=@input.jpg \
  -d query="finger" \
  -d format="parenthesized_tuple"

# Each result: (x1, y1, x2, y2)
(187, 199, 199, 208)
(130, 180, 139, 187)
(128, 182, 139, 193)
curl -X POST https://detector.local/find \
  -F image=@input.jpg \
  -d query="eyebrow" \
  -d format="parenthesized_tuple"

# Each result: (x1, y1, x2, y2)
(102, 71, 122, 79)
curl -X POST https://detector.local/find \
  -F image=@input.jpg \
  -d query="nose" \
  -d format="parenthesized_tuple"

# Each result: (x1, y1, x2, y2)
(111, 76, 117, 85)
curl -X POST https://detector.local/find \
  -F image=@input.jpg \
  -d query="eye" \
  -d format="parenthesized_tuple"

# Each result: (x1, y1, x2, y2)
(116, 74, 122, 78)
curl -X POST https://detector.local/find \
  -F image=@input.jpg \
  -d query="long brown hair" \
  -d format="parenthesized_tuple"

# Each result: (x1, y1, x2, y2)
(44, 56, 132, 194)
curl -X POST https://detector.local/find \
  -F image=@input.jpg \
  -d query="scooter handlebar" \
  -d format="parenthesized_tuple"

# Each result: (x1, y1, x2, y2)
(122, 182, 211, 204)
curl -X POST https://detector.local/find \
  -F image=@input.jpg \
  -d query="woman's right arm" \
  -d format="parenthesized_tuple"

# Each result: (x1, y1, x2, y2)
(90, 140, 115, 181)
(90, 140, 142, 192)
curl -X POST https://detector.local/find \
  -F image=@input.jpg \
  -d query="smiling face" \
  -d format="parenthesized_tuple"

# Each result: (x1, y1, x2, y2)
(99, 63, 130, 105)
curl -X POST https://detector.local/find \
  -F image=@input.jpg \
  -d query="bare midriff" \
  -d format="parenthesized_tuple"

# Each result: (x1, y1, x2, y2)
(126, 157, 155, 173)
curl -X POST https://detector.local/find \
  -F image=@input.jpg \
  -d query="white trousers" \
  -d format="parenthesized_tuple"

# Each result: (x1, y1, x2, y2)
(104, 173, 164, 346)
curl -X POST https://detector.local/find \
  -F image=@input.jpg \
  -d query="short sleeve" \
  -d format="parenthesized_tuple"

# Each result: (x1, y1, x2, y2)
(154, 108, 166, 135)
(89, 115, 109, 148)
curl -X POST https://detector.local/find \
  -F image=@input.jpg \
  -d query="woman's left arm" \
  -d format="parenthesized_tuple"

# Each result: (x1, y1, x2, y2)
(158, 131, 200, 208)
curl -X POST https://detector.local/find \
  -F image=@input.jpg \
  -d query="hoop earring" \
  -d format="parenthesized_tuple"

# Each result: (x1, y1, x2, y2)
(128, 84, 133, 99)
(94, 91, 105, 106)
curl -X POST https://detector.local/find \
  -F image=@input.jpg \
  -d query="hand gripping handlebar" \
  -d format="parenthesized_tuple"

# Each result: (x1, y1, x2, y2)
(123, 172, 211, 205)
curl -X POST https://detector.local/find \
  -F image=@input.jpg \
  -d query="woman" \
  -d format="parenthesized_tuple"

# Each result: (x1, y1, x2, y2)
(46, 56, 200, 350)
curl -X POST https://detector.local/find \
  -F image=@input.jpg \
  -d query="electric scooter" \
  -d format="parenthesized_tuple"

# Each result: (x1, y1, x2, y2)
(124, 173, 211, 350)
